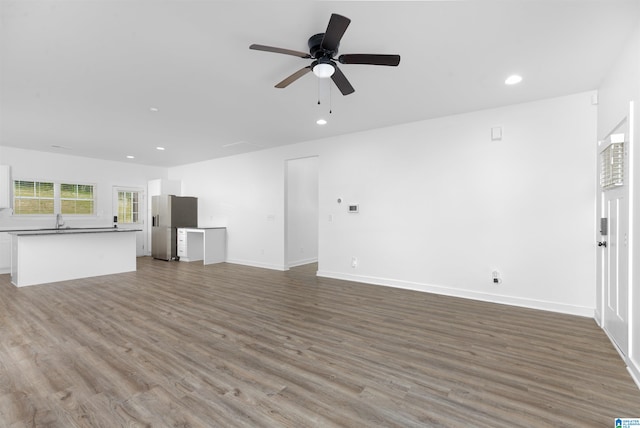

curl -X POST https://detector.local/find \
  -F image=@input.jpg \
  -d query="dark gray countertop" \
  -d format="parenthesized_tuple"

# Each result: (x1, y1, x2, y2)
(179, 227, 227, 230)
(8, 228, 142, 236)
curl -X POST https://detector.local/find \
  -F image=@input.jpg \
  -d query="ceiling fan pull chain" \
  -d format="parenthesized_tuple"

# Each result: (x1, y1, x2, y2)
(317, 77, 321, 105)
(329, 81, 332, 114)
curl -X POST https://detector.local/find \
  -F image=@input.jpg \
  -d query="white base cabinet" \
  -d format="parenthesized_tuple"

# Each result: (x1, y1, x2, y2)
(177, 228, 226, 264)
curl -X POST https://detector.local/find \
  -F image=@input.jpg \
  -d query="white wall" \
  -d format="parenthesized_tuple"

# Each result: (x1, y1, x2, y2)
(597, 19, 640, 386)
(0, 146, 167, 255)
(318, 93, 596, 316)
(170, 91, 597, 316)
(170, 149, 294, 270)
(286, 156, 319, 267)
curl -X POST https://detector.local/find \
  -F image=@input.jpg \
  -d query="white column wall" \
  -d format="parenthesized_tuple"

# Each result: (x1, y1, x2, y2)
(172, 149, 291, 270)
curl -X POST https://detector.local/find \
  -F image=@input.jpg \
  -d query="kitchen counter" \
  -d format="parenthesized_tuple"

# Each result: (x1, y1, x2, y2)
(10, 228, 140, 287)
(8, 227, 140, 236)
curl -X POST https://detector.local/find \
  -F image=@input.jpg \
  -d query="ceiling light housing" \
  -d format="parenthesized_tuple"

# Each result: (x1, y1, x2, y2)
(312, 58, 335, 78)
(505, 74, 523, 85)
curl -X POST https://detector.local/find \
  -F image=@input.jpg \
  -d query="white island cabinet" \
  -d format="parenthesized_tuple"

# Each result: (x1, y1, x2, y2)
(9, 228, 139, 287)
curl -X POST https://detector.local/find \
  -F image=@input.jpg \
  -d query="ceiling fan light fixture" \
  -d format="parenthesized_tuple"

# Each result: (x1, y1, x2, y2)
(313, 62, 335, 78)
(505, 74, 523, 85)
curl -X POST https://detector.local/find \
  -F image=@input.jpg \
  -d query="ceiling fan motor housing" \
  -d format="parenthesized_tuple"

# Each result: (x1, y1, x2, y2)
(308, 33, 337, 59)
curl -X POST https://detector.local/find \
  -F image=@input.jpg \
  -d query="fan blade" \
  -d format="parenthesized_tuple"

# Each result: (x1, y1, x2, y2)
(321, 14, 351, 52)
(275, 66, 312, 88)
(331, 65, 355, 95)
(338, 54, 401, 66)
(250, 44, 311, 59)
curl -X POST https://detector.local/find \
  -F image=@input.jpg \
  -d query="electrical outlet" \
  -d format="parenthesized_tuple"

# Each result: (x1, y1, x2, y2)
(351, 257, 358, 268)
(492, 270, 502, 284)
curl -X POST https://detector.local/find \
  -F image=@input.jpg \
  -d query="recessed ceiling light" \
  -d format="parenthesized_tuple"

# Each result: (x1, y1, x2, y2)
(150, 107, 159, 112)
(156, 146, 165, 151)
(126, 155, 135, 159)
(316, 119, 327, 125)
(505, 75, 523, 85)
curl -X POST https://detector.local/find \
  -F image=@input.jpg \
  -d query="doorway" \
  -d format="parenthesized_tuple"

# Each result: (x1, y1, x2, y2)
(113, 186, 146, 257)
(285, 156, 319, 269)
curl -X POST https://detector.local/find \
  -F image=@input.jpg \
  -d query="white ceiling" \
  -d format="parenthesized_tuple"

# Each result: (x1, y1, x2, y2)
(1, 1, 639, 167)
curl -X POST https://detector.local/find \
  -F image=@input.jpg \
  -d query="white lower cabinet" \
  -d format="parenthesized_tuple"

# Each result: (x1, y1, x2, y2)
(177, 228, 187, 258)
(176, 228, 225, 264)
(0, 233, 10, 274)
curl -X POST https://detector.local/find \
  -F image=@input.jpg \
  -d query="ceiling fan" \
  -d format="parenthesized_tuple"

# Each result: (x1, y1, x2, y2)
(249, 13, 400, 96)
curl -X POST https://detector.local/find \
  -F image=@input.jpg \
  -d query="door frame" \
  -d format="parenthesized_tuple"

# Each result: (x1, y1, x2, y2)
(284, 156, 320, 270)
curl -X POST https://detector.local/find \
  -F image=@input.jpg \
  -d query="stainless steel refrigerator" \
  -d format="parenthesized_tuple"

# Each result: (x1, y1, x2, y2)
(151, 195, 198, 260)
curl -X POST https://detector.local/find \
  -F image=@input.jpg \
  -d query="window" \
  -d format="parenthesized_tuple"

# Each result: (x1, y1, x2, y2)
(61, 183, 95, 215)
(13, 180, 55, 215)
(13, 180, 96, 216)
(600, 142, 624, 190)
(117, 190, 140, 224)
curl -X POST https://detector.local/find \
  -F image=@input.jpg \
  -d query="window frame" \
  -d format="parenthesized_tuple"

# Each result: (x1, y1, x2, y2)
(13, 180, 55, 216)
(60, 182, 96, 216)
(12, 179, 98, 217)
(116, 189, 142, 225)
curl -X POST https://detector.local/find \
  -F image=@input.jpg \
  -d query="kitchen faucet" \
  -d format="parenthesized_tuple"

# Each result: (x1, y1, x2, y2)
(55, 213, 65, 229)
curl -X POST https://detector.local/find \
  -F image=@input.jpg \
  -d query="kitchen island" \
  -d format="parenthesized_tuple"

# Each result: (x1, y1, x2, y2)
(9, 228, 140, 287)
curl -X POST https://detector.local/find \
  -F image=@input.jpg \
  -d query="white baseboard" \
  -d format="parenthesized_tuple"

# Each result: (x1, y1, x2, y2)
(628, 358, 640, 390)
(316, 270, 594, 318)
(602, 326, 640, 392)
(226, 258, 286, 271)
(287, 257, 318, 268)
(594, 309, 602, 327)
(0, 268, 9, 275)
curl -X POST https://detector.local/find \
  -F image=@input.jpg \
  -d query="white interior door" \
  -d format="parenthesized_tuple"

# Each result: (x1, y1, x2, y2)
(598, 133, 629, 355)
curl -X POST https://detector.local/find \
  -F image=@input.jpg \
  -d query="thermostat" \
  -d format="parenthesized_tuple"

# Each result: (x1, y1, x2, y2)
(348, 204, 359, 213)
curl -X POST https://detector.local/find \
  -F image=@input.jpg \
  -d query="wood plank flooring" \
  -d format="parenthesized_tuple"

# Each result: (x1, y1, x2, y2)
(0, 257, 638, 427)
